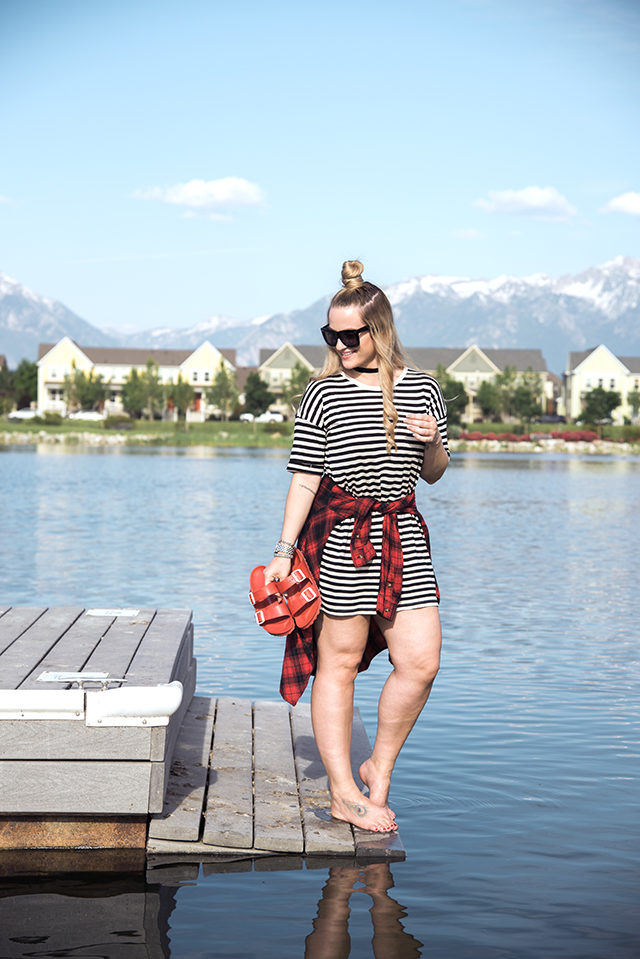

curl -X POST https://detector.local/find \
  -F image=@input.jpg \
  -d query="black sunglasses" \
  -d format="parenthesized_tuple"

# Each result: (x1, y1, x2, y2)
(321, 324, 370, 348)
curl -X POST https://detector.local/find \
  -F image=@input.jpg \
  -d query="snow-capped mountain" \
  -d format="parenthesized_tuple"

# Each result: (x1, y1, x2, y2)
(0, 273, 117, 366)
(2, 257, 639, 373)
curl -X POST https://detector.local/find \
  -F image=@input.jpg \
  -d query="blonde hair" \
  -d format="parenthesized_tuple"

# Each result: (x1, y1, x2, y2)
(317, 259, 411, 452)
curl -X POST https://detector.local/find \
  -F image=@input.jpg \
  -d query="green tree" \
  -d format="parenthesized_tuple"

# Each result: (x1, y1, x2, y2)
(166, 373, 195, 425)
(140, 359, 165, 419)
(581, 386, 621, 426)
(281, 362, 311, 413)
(205, 361, 239, 420)
(627, 389, 640, 421)
(512, 367, 543, 424)
(0, 364, 13, 415)
(476, 379, 503, 420)
(13, 359, 38, 409)
(435, 364, 468, 426)
(63, 364, 108, 411)
(121, 368, 146, 418)
(495, 365, 518, 418)
(243, 371, 275, 417)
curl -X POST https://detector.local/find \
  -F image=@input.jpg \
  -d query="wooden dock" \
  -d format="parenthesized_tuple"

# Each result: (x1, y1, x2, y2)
(148, 696, 404, 862)
(0, 606, 404, 864)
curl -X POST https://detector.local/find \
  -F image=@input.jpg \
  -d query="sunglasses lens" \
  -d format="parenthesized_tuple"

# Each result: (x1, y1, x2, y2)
(321, 326, 338, 347)
(320, 325, 368, 348)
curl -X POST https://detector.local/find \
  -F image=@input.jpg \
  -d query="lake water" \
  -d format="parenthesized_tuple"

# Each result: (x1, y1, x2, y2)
(0, 446, 638, 957)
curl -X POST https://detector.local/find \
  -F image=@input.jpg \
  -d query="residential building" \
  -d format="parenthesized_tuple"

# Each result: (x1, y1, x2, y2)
(259, 342, 553, 421)
(37, 338, 237, 421)
(564, 345, 640, 424)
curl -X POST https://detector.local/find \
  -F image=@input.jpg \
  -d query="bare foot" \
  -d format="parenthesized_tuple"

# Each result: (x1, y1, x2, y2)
(359, 758, 395, 818)
(331, 794, 398, 833)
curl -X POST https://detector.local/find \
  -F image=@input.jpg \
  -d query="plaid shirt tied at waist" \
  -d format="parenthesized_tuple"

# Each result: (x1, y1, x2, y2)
(279, 475, 435, 705)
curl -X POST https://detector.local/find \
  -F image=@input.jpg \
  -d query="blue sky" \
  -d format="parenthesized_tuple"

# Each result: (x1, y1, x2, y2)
(1, 0, 639, 333)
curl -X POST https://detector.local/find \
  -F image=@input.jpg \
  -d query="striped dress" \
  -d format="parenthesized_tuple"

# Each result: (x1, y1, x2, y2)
(287, 367, 449, 616)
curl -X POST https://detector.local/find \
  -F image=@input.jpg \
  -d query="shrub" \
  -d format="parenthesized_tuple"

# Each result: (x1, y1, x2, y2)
(103, 415, 133, 430)
(33, 411, 63, 426)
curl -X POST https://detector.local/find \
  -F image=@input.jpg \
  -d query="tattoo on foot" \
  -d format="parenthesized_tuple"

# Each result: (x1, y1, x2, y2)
(343, 800, 368, 818)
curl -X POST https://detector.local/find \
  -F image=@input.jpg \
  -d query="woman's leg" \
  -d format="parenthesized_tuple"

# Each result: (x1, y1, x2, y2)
(359, 606, 441, 810)
(311, 612, 397, 832)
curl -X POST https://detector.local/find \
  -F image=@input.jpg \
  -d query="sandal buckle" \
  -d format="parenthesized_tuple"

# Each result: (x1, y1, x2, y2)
(255, 610, 266, 626)
(291, 569, 306, 583)
(301, 586, 317, 602)
(248, 590, 255, 605)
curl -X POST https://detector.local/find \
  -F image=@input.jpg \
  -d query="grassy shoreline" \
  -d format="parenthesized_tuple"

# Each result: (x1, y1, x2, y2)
(2, 419, 639, 454)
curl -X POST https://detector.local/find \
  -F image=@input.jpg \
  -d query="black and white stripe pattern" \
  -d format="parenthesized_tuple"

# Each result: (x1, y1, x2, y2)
(287, 368, 449, 616)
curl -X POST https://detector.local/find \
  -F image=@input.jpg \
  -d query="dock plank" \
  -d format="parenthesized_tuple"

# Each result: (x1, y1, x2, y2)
(254, 700, 304, 853)
(0, 760, 152, 814)
(0, 607, 47, 658)
(125, 610, 193, 686)
(19, 611, 116, 689)
(148, 695, 215, 841)
(291, 703, 355, 857)
(82, 609, 157, 681)
(0, 607, 84, 689)
(203, 697, 253, 849)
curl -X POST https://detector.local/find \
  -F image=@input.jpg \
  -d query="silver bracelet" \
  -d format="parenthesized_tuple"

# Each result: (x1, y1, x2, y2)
(274, 540, 295, 559)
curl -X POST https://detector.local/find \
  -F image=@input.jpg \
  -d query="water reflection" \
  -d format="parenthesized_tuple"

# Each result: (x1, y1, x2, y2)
(0, 861, 420, 959)
(0, 872, 177, 958)
(305, 862, 422, 959)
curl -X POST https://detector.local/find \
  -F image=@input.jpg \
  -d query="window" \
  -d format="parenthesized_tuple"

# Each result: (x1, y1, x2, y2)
(204, 371, 210, 382)
(586, 378, 591, 389)
(610, 378, 615, 389)
(192, 371, 198, 383)
(598, 378, 603, 388)
(50, 368, 57, 379)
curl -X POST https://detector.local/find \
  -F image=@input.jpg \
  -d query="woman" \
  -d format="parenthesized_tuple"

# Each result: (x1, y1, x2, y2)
(264, 259, 449, 833)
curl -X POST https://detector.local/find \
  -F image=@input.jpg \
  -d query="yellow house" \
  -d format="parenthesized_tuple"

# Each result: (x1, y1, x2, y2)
(37, 338, 236, 421)
(564, 345, 640, 424)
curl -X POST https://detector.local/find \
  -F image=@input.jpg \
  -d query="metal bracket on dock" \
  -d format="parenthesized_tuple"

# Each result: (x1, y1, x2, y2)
(36, 671, 127, 690)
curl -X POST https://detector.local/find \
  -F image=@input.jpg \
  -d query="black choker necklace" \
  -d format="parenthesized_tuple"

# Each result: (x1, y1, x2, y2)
(354, 366, 378, 373)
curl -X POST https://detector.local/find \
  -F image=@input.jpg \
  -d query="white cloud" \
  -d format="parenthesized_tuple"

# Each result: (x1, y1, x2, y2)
(601, 191, 640, 217)
(134, 176, 264, 219)
(475, 186, 576, 221)
(0, 194, 10, 204)
(452, 227, 485, 240)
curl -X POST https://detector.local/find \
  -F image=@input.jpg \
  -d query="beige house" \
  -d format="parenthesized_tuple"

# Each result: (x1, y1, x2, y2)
(259, 343, 552, 421)
(564, 345, 640, 424)
(37, 337, 237, 421)
(258, 343, 325, 413)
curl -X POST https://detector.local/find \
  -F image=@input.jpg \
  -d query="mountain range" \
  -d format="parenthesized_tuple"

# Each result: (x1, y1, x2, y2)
(1, 256, 639, 374)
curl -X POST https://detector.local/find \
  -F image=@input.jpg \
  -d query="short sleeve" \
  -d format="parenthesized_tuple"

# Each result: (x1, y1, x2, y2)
(287, 381, 326, 474)
(427, 377, 450, 457)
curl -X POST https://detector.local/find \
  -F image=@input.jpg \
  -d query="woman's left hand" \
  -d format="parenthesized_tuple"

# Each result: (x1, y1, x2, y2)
(405, 413, 441, 445)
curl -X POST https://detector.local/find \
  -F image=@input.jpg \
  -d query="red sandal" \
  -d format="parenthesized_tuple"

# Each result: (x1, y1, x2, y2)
(249, 566, 295, 636)
(277, 549, 321, 629)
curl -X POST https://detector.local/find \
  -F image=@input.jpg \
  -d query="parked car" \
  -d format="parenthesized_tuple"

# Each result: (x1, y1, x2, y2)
(533, 414, 567, 424)
(255, 410, 285, 423)
(8, 408, 38, 420)
(239, 412, 255, 422)
(67, 410, 105, 421)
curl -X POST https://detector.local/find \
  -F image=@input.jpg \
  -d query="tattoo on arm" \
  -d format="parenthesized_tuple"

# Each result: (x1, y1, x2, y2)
(299, 482, 316, 494)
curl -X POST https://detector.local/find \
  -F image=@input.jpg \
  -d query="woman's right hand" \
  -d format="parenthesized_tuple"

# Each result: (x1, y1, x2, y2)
(263, 556, 293, 585)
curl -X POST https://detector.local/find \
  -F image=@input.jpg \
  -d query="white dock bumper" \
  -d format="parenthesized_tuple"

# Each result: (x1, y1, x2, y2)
(0, 682, 184, 726)
(85, 681, 184, 726)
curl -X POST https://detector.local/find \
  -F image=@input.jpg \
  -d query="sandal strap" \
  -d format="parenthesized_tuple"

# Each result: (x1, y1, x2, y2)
(248, 580, 282, 605)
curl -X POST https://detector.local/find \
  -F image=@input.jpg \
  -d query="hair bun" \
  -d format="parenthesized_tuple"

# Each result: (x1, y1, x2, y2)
(341, 259, 364, 290)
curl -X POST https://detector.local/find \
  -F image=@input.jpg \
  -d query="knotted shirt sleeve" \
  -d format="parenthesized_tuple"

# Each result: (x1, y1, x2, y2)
(287, 380, 326, 475)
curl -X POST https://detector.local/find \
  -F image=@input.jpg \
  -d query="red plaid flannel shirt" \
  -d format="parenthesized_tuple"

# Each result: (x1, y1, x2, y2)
(279, 475, 436, 705)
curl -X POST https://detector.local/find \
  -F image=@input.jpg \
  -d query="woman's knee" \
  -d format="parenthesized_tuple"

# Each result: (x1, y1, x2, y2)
(393, 651, 440, 687)
(316, 651, 361, 684)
